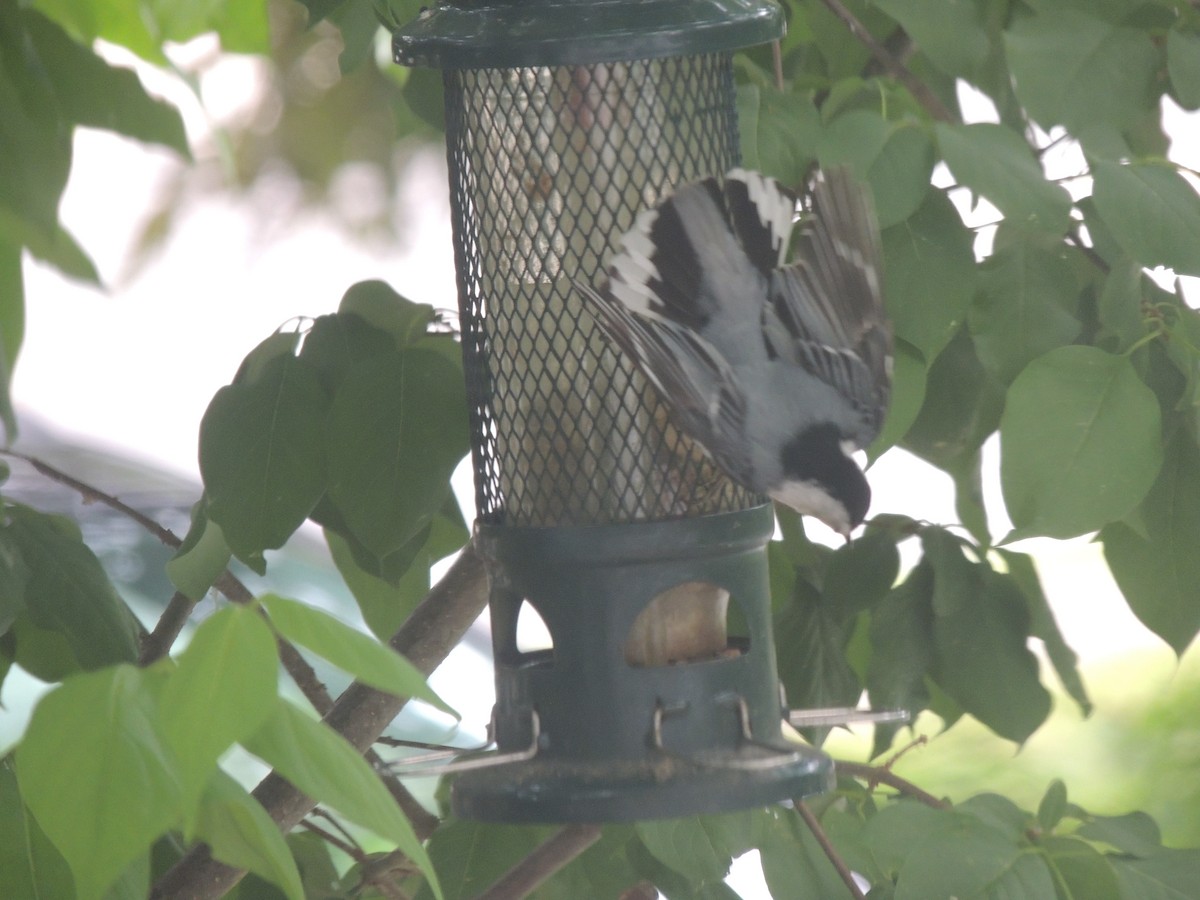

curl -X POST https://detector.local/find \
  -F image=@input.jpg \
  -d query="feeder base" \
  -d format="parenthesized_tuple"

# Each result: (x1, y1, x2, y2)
(451, 741, 833, 823)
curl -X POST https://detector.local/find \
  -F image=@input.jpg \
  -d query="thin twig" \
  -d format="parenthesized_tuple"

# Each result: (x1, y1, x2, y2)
(476, 824, 603, 900)
(835, 760, 950, 809)
(3, 450, 184, 547)
(817, 0, 955, 123)
(795, 801, 865, 900)
(771, 39, 784, 91)
(300, 814, 362, 859)
(879, 734, 928, 770)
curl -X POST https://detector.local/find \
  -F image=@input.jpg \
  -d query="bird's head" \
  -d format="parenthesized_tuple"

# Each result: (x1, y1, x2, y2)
(771, 424, 871, 537)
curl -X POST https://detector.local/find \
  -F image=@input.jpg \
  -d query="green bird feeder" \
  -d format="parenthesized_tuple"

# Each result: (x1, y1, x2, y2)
(392, 0, 834, 823)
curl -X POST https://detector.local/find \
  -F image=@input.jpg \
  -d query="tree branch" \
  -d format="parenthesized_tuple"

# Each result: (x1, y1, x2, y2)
(795, 800, 865, 900)
(476, 824, 602, 900)
(150, 541, 489, 899)
(817, 0, 955, 123)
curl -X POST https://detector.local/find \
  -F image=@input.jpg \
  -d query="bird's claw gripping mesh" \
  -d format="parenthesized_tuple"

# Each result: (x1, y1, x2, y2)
(444, 55, 759, 525)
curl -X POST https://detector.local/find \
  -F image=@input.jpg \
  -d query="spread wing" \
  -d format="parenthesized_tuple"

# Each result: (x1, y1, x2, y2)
(574, 280, 751, 480)
(765, 167, 892, 438)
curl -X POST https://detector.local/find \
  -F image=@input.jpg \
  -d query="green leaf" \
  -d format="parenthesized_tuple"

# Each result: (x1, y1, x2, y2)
(233, 329, 302, 386)
(818, 112, 933, 228)
(863, 801, 953, 879)
(4, 503, 139, 669)
(0, 528, 29, 634)
(775, 578, 861, 716)
(326, 348, 468, 559)
(868, 339, 925, 461)
(1043, 835, 1123, 900)
(1092, 161, 1200, 277)
(937, 123, 1072, 235)
(298, 310, 395, 394)
(242, 701, 442, 900)
(635, 817, 734, 885)
(16, 666, 181, 900)
(1004, 8, 1159, 134)
(4, 612, 81, 682)
(1037, 779, 1068, 832)
(297, 0, 351, 26)
(279, 831, 339, 900)
(537, 825, 642, 900)
(260, 593, 455, 716)
(957, 793, 1030, 841)
(823, 529, 900, 619)
(1101, 430, 1200, 654)
(0, 215, 100, 284)
(902, 327, 1004, 471)
(1081, 814, 1200, 897)
(328, 1, 381, 73)
(0, 10, 71, 239)
(199, 354, 330, 572)
(1078, 811, 1164, 856)
(159, 605, 280, 816)
(0, 758, 74, 900)
(882, 189, 976, 365)
(1000, 346, 1163, 541)
(1113, 851, 1200, 900)
(327, 499, 468, 637)
(894, 813, 1024, 900)
(997, 549, 1091, 716)
(195, 770, 304, 900)
(22, 11, 189, 155)
(337, 280, 437, 348)
(867, 561, 934, 757)
(415, 819, 546, 900)
(1168, 28, 1200, 110)
(736, 85, 821, 188)
(759, 809, 847, 900)
(166, 503, 232, 602)
(980, 850, 1058, 899)
(872, 0, 990, 79)
(1097, 260, 1152, 352)
(0, 238, 22, 441)
(923, 529, 1051, 743)
(949, 449, 990, 548)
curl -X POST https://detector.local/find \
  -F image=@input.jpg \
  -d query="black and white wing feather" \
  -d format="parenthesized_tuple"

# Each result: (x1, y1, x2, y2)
(574, 279, 751, 479)
(576, 166, 891, 499)
(766, 168, 891, 439)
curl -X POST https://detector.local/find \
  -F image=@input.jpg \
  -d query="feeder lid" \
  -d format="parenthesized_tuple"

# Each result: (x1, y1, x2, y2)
(392, 0, 785, 69)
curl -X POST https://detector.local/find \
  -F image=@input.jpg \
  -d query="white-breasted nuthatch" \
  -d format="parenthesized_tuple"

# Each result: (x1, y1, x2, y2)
(576, 167, 892, 536)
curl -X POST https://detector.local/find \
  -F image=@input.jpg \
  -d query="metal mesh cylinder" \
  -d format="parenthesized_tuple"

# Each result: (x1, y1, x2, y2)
(445, 55, 759, 526)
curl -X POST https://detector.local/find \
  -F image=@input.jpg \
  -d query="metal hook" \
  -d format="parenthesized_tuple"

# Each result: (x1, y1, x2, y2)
(383, 710, 542, 777)
(650, 700, 689, 750)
